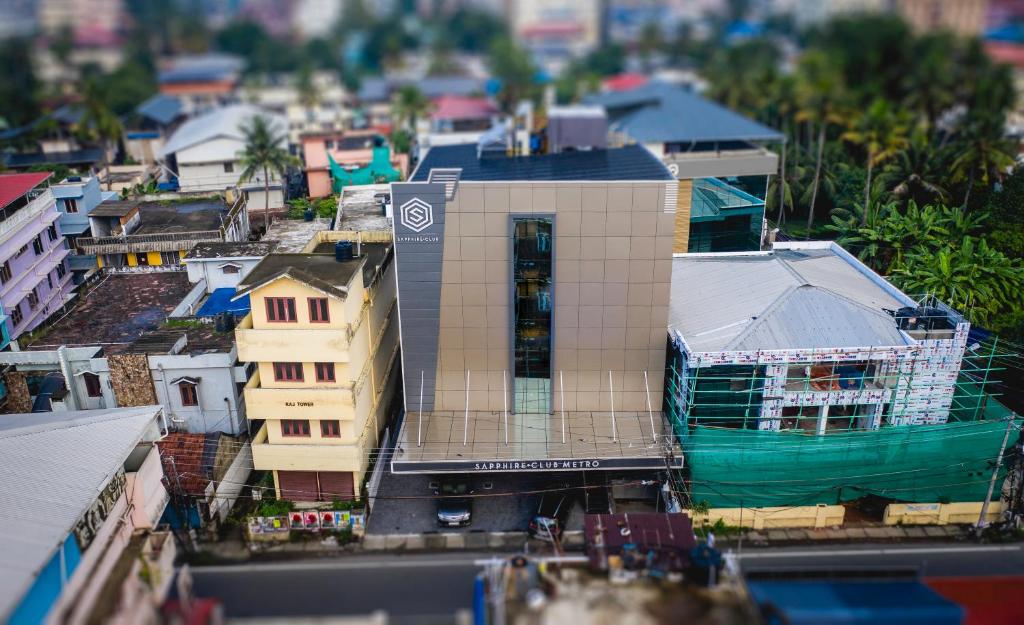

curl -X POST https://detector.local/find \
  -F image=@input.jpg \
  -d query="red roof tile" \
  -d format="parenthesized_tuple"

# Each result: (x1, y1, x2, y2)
(430, 95, 498, 121)
(602, 73, 650, 92)
(985, 41, 1024, 68)
(156, 432, 216, 496)
(0, 172, 51, 210)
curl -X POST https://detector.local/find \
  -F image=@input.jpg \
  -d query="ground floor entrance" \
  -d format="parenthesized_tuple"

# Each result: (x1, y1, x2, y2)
(276, 470, 355, 503)
(391, 410, 682, 474)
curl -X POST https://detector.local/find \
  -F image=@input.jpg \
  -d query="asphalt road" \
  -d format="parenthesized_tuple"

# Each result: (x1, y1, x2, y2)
(190, 553, 484, 625)
(187, 543, 1024, 623)
(736, 542, 1024, 577)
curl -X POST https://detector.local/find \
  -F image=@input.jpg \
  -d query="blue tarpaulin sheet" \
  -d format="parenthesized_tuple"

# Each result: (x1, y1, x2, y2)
(195, 288, 250, 318)
(748, 580, 963, 625)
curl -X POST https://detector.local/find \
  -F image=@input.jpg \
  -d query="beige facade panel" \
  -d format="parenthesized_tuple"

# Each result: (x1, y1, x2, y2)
(236, 323, 354, 363)
(245, 383, 357, 422)
(252, 436, 362, 473)
(432, 181, 672, 414)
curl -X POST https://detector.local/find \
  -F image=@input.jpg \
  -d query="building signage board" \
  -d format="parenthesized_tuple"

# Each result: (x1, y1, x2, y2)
(73, 469, 127, 551)
(391, 456, 683, 474)
(389, 182, 447, 413)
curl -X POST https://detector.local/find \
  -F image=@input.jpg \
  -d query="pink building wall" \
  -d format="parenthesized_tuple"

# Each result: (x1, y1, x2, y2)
(54, 445, 169, 625)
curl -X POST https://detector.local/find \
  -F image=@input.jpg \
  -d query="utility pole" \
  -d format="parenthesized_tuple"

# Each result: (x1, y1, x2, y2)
(978, 417, 1017, 529)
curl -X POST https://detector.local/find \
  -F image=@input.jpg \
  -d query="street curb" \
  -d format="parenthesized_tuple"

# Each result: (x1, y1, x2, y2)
(361, 530, 586, 551)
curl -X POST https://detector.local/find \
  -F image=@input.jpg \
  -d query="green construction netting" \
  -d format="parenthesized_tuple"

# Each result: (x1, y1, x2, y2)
(684, 418, 1021, 508)
(329, 146, 401, 193)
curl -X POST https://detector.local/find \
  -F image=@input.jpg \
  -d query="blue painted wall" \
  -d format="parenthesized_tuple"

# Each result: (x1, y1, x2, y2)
(9, 536, 81, 625)
(51, 177, 111, 237)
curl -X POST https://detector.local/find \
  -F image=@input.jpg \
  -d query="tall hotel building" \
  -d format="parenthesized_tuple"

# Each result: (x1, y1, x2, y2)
(390, 143, 684, 473)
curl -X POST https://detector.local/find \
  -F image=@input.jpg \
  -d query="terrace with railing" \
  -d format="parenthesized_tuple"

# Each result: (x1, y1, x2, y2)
(75, 194, 247, 255)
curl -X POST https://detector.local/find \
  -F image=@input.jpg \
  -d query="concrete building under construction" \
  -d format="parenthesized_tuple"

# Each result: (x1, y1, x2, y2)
(665, 240, 1017, 511)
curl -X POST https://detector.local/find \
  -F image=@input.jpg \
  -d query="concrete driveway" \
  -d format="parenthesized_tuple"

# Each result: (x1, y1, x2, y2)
(367, 470, 584, 535)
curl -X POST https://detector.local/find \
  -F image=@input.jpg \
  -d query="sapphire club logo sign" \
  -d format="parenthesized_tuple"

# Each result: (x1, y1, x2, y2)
(399, 197, 433, 233)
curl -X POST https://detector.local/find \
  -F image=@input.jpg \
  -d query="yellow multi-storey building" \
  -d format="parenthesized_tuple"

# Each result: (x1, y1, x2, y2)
(234, 240, 398, 503)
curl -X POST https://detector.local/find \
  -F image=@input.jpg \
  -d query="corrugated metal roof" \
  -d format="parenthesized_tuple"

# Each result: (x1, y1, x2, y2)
(0, 407, 163, 620)
(157, 53, 244, 84)
(160, 104, 287, 159)
(0, 172, 51, 210)
(136, 94, 184, 126)
(669, 247, 911, 353)
(729, 285, 909, 351)
(584, 81, 784, 144)
(411, 143, 673, 182)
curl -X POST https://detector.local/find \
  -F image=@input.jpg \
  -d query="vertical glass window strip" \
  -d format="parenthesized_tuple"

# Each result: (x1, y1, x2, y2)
(512, 218, 553, 413)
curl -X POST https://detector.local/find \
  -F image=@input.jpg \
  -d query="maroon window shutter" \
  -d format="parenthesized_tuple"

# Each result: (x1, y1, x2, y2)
(317, 471, 355, 502)
(277, 471, 319, 502)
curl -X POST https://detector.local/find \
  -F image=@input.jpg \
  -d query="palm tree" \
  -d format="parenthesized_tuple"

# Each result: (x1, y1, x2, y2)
(795, 51, 846, 234)
(949, 115, 1016, 210)
(876, 130, 949, 207)
(237, 115, 298, 233)
(842, 99, 910, 224)
(826, 198, 896, 270)
(77, 79, 123, 190)
(903, 32, 957, 135)
(891, 236, 1024, 326)
(637, 21, 664, 74)
(488, 37, 536, 113)
(391, 85, 430, 134)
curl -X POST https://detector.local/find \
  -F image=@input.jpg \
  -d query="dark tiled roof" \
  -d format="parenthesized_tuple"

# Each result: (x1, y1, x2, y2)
(133, 201, 230, 234)
(235, 254, 365, 301)
(584, 81, 784, 144)
(235, 243, 392, 300)
(410, 143, 673, 182)
(27, 273, 193, 351)
(89, 200, 140, 217)
(124, 323, 236, 354)
(185, 241, 277, 259)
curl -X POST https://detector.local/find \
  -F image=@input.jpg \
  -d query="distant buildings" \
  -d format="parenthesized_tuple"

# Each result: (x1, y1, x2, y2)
(896, 0, 990, 36)
(510, 0, 603, 70)
(125, 94, 187, 166)
(416, 95, 501, 156)
(37, 0, 125, 45)
(0, 406, 173, 625)
(244, 71, 353, 144)
(159, 104, 288, 210)
(301, 131, 407, 199)
(157, 53, 245, 115)
(0, 173, 74, 343)
(778, 0, 990, 36)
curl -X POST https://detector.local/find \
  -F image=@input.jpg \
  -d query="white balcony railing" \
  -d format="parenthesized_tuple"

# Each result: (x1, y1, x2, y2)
(0, 190, 54, 243)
